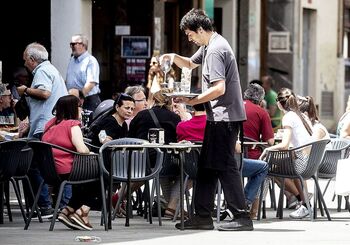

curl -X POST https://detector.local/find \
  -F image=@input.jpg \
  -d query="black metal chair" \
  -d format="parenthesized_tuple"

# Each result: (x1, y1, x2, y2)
(0, 140, 33, 224)
(317, 138, 350, 215)
(258, 139, 330, 221)
(25, 141, 107, 231)
(99, 138, 164, 228)
(6, 142, 39, 224)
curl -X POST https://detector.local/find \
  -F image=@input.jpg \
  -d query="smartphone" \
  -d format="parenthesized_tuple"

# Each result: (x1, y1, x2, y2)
(98, 130, 107, 143)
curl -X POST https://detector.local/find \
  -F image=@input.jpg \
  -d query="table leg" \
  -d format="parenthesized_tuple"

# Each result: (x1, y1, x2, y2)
(125, 150, 132, 227)
(108, 157, 113, 229)
(179, 150, 185, 230)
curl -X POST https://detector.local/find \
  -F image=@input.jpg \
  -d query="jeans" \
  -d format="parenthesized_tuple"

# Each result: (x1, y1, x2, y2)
(26, 132, 52, 209)
(242, 158, 269, 205)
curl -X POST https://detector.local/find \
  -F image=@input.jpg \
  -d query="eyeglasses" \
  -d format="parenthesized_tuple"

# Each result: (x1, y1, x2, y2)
(70, 42, 82, 47)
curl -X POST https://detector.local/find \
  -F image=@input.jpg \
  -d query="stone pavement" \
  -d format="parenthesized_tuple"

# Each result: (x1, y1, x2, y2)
(1, 180, 349, 245)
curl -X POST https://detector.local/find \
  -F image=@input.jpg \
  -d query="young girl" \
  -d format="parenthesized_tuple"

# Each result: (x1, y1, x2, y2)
(260, 88, 314, 219)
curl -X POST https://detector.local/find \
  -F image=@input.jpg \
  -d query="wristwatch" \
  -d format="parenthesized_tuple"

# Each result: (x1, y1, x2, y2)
(24, 87, 29, 97)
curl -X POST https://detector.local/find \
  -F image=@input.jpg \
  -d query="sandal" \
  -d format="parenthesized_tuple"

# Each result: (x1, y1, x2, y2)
(69, 207, 93, 231)
(58, 207, 81, 230)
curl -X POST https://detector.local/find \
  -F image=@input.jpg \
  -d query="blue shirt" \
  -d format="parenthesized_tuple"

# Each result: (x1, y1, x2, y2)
(27, 61, 68, 137)
(66, 51, 100, 96)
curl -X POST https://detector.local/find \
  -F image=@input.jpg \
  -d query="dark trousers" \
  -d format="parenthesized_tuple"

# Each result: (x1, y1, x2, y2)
(194, 121, 248, 218)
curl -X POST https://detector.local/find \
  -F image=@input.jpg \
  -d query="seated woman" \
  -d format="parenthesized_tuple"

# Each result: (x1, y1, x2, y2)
(129, 88, 182, 218)
(260, 88, 314, 219)
(90, 93, 135, 146)
(42, 95, 94, 231)
(298, 95, 330, 140)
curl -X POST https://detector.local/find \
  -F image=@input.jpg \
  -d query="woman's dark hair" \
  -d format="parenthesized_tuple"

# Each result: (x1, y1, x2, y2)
(53, 95, 80, 123)
(113, 93, 135, 111)
(180, 8, 213, 32)
(277, 88, 313, 136)
(298, 95, 318, 125)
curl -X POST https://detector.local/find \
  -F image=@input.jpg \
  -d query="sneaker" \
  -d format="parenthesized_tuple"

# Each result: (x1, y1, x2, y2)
(289, 205, 310, 219)
(175, 215, 214, 230)
(220, 209, 233, 221)
(30, 207, 54, 220)
(217, 217, 254, 231)
(40, 207, 54, 219)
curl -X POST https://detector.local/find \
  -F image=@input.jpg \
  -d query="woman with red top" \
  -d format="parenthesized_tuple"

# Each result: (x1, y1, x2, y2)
(42, 95, 94, 231)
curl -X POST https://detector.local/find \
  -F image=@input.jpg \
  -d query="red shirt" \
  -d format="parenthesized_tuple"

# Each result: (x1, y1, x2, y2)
(176, 115, 206, 142)
(42, 118, 81, 174)
(243, 100, 274, 159)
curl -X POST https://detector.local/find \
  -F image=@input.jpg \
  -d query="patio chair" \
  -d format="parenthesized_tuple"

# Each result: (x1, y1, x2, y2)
(99, 138, 164, 228)
(25, 141, 107, 231)
(258, 139, 330, 221)
(0, 140, 32, 224)
(317, 138, 350, 215)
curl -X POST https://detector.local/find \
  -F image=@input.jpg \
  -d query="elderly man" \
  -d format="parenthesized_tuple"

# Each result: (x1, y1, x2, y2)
(17, 42, 68, 218)
(243, 83, 275, 159)
(66, 34, 101, 112)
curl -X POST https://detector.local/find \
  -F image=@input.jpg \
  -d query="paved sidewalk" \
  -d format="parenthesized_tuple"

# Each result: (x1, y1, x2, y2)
(0, 207, 349, 245)
(1, 180, 349, 245)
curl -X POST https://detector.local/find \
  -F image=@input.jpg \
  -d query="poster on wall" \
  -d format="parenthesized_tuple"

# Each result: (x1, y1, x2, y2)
(126, 59, 146, 83)
(268, 32, 290, 53)
(121, 36, 151, 58)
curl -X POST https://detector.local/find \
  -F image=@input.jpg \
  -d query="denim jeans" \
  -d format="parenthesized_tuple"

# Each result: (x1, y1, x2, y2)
(26, 132, 52, 209)
(242, 158, 269, 205)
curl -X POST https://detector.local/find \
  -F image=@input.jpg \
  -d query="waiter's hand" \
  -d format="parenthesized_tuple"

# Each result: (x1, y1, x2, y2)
(173, 96, 193, 105)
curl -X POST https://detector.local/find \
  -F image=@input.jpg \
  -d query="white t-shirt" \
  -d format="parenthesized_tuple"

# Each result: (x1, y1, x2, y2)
(282, 111, 313, 147)
(313, 121, 330, 140)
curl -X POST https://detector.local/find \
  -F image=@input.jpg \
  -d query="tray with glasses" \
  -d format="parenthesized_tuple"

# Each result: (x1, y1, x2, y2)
(163, 92, 200, 98)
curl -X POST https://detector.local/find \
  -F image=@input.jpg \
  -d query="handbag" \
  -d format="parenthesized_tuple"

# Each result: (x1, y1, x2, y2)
(14, 95, 30, 121)
(335, 158, 350, 196)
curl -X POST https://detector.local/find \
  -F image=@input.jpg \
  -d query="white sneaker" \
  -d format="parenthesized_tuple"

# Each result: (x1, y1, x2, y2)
(289, 205, 310, 219)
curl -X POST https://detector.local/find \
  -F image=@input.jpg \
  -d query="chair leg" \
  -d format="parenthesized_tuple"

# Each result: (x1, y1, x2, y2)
(99, 175, 108, 231)
(23, 176, 42, 223)
(257, 181, 264, 220)
(313, 176, 331, 221)
(24, 180, 44, 230)
(277, 179, 285, 219)
(9, 178, 27, 223)
(337, 195, 342, 212)
(50, 181, 67, 231)
(4, 181, 12, 222)
(112, 183, 126, 220)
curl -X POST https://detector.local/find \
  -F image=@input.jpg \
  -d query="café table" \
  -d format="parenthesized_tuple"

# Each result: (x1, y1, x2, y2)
(106, 142, 202, 230)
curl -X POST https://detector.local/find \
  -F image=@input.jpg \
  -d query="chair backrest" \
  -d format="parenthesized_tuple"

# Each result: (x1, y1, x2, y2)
(266, 139, 330, 179)
(28, 141, 100, 184)
(14, 146, 34, 177)
(0, 140, 28, 181)
(99, 137, 164, 181)
(318, 138, 350, 179)
(27, 141, 62, 186)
